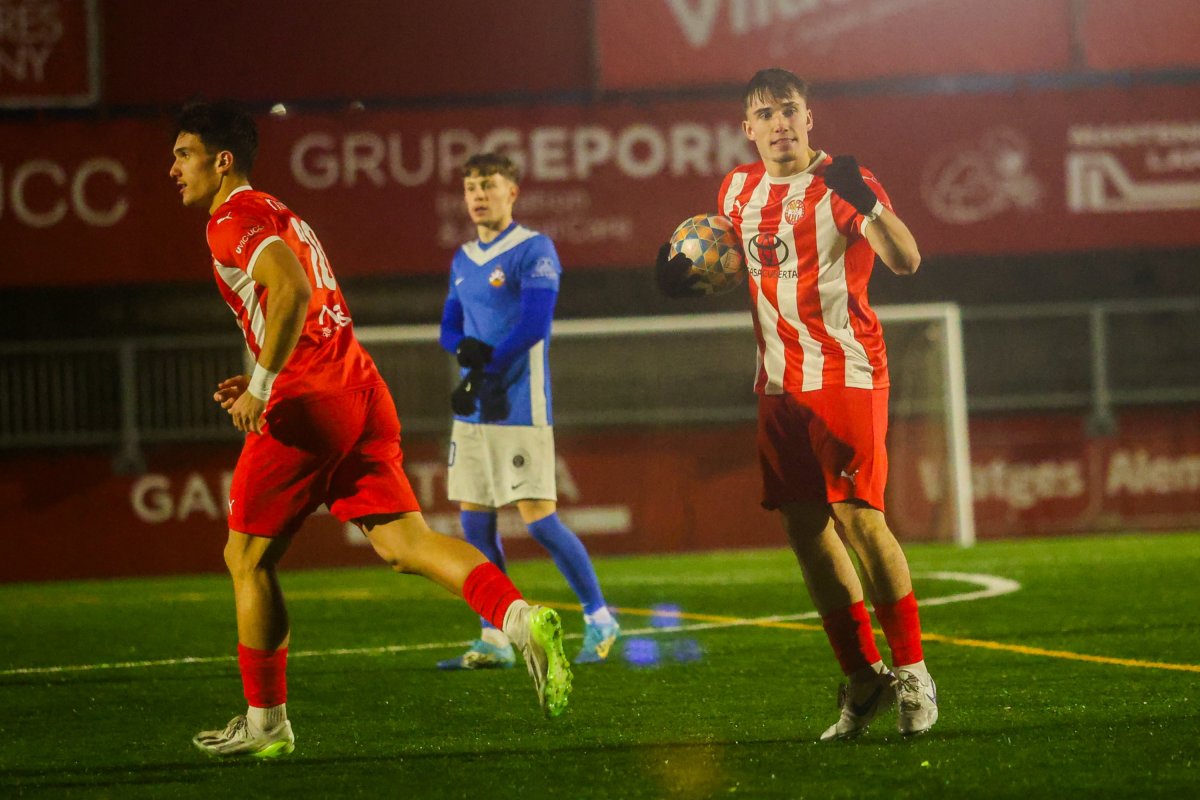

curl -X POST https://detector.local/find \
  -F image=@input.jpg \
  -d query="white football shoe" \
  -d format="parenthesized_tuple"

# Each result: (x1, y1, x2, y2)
(503, 602, 572, 718)
(895, 668, 939, 736)
(819, 669, 896, 742)
(192, 714, 295, 759)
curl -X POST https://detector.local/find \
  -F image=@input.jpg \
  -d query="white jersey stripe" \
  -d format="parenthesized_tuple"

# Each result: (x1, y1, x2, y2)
(528, 339, 548, 427)
(215, 262, 265, 350)
(722, 172, 749, 216)
(245, 235, 283, 281)
(773, 181, 825, 391)
(743, 179, 788, 394)
(461, 225, 540, 266)
(814, 195, 874, 388)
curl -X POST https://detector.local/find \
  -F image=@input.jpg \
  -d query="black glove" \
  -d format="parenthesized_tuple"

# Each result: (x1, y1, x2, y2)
(654, 243, 704, 299)
(450, 369, 483, 416)
(823, 155, 880, 216)
(455, 337, 493, 370)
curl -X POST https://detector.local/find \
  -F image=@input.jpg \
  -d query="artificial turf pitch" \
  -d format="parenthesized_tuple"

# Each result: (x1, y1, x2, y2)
(1, 532, 1197, 798)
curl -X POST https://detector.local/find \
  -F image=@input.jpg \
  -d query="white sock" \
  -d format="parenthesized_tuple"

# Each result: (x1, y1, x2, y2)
(247, 703, 286, 731)
(584, 607, 615, 627)
(501, 599, 531, 645)
(480, 627, 511, 648)
(896, 659, 929, 677)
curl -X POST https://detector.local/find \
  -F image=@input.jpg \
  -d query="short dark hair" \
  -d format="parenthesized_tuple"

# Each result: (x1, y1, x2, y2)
(174, 100, 258, 174)
(460, 152, 520, 184)
(743, 68, 810, 111)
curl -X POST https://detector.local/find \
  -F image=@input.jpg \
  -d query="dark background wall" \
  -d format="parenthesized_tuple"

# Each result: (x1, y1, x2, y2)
(3, 0, 1199, 339)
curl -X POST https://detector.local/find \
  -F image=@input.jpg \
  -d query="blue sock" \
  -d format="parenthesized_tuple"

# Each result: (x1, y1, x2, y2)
(526, 513, 606, 616)
(462, 510, 504, 630)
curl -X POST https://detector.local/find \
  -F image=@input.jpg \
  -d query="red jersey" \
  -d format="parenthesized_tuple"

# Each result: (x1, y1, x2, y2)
(718, 151, 893, 395)
(206, 186, 383, 402)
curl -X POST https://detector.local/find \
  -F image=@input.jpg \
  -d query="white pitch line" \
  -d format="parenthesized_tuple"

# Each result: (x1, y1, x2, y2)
(0, 571, 1018, 678)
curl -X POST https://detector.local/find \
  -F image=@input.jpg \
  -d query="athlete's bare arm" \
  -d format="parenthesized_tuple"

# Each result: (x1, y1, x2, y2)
(863, 209, 921, 276)
(224, 241, 313, 433)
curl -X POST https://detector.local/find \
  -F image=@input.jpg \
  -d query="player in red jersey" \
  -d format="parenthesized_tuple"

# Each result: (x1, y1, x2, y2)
(169, 101, 571, 758)
(656, 69, 937, 740)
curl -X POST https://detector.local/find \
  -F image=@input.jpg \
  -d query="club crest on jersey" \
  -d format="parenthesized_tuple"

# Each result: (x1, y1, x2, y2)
(749, 232, 789, 268)
(783, 198, 805, 225)
(488, 267, 506, 288)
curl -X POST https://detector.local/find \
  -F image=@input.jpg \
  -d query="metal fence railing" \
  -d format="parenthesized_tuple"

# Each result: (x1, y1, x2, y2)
(2, 298, 1197, 474)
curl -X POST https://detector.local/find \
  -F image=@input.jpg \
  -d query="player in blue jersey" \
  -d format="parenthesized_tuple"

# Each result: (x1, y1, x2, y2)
(436, 152, 620, 670)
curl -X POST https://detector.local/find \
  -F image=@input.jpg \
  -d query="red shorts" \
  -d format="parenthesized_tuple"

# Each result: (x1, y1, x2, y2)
(756, 387, 889, 512)
(228, 385, 420, 537)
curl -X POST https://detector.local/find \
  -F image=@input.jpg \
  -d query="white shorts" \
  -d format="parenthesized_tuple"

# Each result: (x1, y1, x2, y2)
(447, 421, 557, 508)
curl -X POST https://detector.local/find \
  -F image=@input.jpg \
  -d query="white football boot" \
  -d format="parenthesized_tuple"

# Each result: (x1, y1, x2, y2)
(895, 668, 939, 736)
(503, 601, 572, 718)
(820, 668, 897, 742)
(192, 714, 295, 758)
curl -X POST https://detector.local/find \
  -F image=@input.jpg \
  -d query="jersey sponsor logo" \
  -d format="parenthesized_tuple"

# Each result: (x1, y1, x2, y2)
(234, 224, 265, 254)
(783, 197, 805, 225)
(748, 232, 788, 267)
(488, 267, 506, 288)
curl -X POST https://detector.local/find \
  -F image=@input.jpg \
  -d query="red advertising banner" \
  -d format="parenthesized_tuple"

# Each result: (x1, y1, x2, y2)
(4, 83, 1200, 287)
(595, 0, 1072, 90)
(0, 0, 97, 108)
(101, 1, 589, 107)
(1081, 0, 1200, 72)
(3, 409, 1199, 583)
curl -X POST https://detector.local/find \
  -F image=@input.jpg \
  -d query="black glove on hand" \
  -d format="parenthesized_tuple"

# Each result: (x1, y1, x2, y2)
(824, 155, 880, 216)
(455, 337, 493, 370)
(450, 369, 483, 416)
(654, 243, 704, 299)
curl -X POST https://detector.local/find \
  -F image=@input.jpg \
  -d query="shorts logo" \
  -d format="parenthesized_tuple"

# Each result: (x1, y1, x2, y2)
(512, 452, 527, 468)
(489, 267, 506, 288)
(783, 198, 805, 225)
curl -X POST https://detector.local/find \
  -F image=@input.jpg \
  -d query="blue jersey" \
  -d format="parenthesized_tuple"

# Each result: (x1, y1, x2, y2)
(446, 222, 561, 426)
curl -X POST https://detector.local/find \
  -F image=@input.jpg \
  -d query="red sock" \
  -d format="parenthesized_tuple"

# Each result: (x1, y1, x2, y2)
(821, 601, 882, 676)
(237, 643, 288, 707)
(874, 591, 924, 667)
(462, 562, 523, 630)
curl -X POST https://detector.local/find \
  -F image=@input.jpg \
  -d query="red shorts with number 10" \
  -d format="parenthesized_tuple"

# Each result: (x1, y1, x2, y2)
(756, 387, 889, 512)
(228, 384, 420, 537)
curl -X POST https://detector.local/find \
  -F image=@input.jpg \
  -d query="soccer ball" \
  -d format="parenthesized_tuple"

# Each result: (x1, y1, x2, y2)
(668, 214, 746, 295)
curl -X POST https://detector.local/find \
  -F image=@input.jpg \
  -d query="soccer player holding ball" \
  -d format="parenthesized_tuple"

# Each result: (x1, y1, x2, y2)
(170, 104, 571, 757)
(436, 153, 620, 670)
(656, 69, 938, 740)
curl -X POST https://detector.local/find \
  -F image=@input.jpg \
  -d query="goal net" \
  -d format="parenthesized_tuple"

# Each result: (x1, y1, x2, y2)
(358, 303, 974, 549)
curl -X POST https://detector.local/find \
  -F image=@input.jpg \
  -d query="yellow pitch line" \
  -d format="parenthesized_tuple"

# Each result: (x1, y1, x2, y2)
(537, 601, 1200, 674)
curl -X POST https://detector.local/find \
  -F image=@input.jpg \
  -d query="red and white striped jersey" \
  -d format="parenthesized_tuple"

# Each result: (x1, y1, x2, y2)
(718, 151, 893, 395)
(206, 186, 383, 402)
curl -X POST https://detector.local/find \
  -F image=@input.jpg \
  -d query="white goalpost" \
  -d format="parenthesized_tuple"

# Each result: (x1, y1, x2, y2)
(358, 303, 976, 547)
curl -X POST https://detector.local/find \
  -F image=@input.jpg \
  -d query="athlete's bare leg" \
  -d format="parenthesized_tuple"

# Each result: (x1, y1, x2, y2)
(516, 499, 556, 524)
(830, 501, 913, 606)
(359, 511, 487, 595)
(224, 530, 294, 650)
(780, 501, 864, 614)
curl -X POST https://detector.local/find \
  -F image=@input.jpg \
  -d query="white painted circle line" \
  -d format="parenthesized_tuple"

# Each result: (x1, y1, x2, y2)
(0, 571, 1018, 677)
